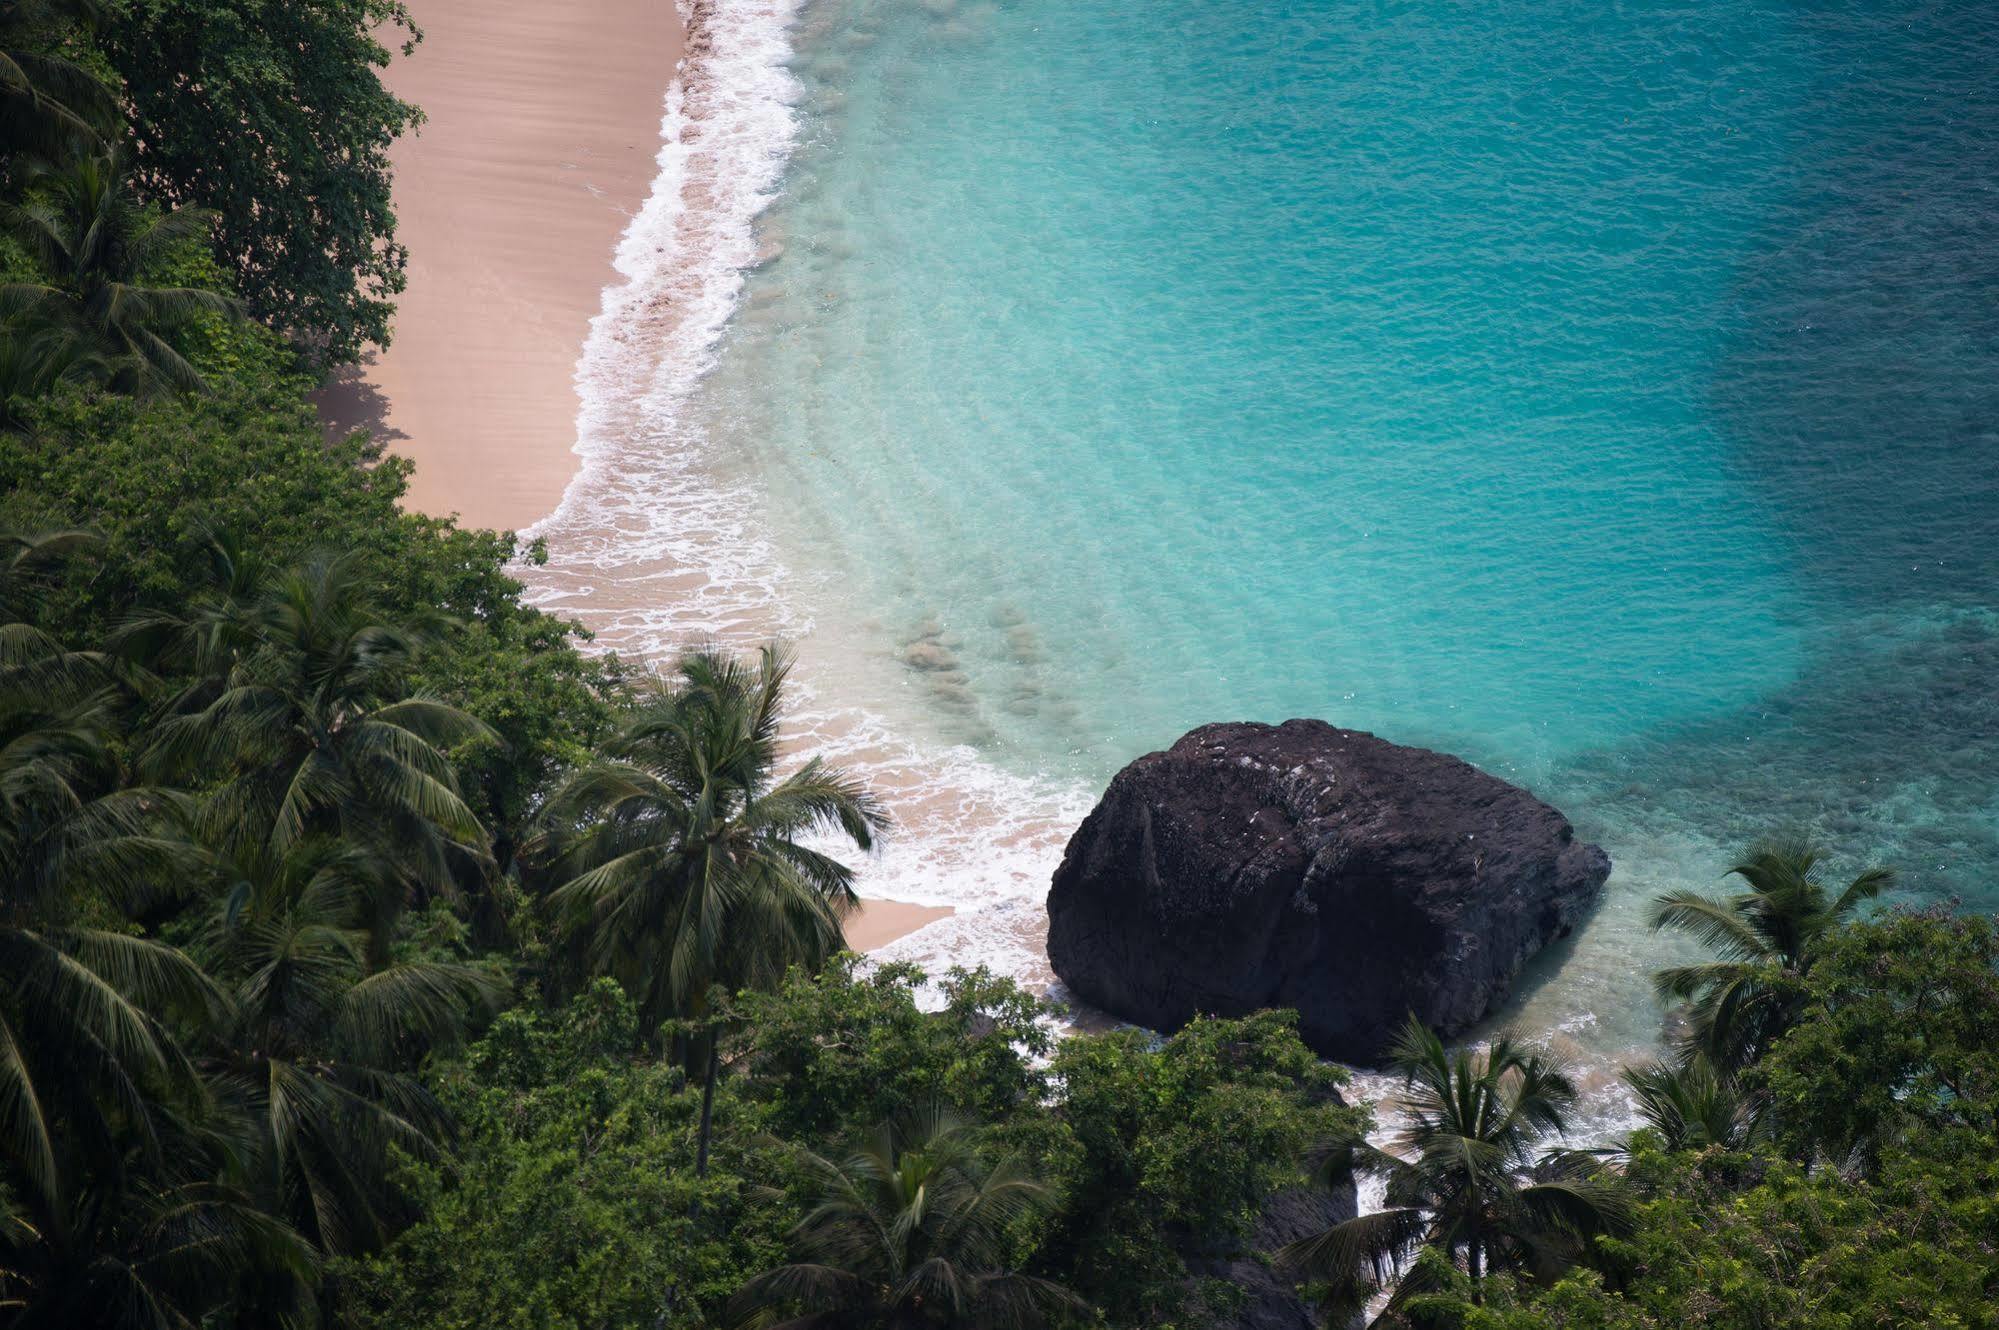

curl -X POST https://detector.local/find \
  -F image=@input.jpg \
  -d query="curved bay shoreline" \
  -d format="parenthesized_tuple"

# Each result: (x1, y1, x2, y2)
(315, 0, 949, 953)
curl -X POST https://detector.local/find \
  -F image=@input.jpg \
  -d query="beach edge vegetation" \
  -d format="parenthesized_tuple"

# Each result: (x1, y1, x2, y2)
(3, 4, 1997, 1327)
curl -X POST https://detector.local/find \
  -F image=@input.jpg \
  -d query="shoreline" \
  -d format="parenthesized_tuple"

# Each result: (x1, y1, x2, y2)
(845, 900, 956, 953)
(315, 0, 948, 955)
(499, 0, 1081, 988)
(314, 0, 684, 533)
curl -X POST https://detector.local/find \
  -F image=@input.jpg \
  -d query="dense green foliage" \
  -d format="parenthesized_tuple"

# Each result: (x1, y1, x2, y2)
(1399, 910, 1999, 1330)
(332, 961, 1359, 1330)
(0, 331, 619, 868)
(3, 6, 1995, 1328)
(334, 981, 790, 1330)
(104, 0, 421, 362)
(1757, 909, 1999, 1165)
(1041, 1011, 1361, 1325)
(1280, 1020, 1629, 1322)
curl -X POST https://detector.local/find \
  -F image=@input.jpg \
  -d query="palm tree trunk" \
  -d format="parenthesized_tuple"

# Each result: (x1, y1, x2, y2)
(695, 1030, 719, 1179)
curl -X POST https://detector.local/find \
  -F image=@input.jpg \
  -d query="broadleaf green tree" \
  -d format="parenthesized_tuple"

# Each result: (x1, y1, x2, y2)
(104, 0, 423, 363)
(1039, 1009, 1363, 1326)
(733, 958, 1050, 1141)
(1756, 908, 1999, 1169)
(332, 981, 789, 1330)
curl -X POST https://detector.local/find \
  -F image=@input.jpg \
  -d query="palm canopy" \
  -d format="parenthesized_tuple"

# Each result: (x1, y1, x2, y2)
(542, 643, 887, 1041)
(0, 528, 111, 710)
(1279, 1018, 1629, 1322)
(194, 833, 503, 1255)
(109, 523, 274, 714)
(732, 1110, 1073, 1330)
(1651, 836, 1891, 1070)
(1, 150, 243, 396)
(0, 314, 103, 432)
(1619, 1055, 1763, 1154)
(0, 0, 119, 160)
(0, 628, 217, 1230)
(0, 526, 95, 628)
(141, 550, 496, 962)
(0, 1101, 319, 1330)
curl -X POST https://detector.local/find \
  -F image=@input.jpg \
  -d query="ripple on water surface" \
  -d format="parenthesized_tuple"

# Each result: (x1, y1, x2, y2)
(530, 0, 1999, 1130)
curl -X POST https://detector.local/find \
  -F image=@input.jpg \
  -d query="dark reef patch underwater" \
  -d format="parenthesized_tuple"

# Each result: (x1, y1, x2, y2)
(1590, 0, 1999, 900)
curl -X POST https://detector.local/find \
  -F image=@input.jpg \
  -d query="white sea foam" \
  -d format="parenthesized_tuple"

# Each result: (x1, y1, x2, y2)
(522, 0, 1090, 980)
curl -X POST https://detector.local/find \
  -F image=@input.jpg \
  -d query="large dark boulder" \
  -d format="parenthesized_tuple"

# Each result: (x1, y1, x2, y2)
(1045, 720, 1609, 1063)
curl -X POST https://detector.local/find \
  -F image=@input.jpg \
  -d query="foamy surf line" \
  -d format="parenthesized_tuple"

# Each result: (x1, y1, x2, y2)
(517, 0, 1093, 982)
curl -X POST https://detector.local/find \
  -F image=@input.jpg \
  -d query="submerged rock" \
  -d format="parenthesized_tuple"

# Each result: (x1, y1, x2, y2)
(1045, 720, 1609, 1063)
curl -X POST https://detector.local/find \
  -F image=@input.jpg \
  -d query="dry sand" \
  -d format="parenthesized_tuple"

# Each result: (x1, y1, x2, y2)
(315, 0, 681, 533)
(317, 0, 949, 953)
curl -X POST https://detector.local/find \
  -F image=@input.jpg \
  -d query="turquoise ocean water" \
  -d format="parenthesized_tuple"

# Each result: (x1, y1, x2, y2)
(532, 0, 1999, 1112)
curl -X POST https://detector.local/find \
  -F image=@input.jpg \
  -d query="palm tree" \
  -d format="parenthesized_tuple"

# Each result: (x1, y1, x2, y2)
(194, 834, 503, 1255)
(540, 643, 886, 1168)
(0, 525, 95, 627)
(731, 1110, 1073, 1330)
(110, 523, 272, 716)
(0, 0, 119, 162)
(0, 526, 107, 706)
(144, 551, 496, 964)
(0, 1137, 320, 1330)
(1619, 1055, 1763, 1154)
(0, 315, 103, 432)
(0, 531, 215, 1218)
(0, 633, 227, 1282)
(1279, 1018, 1629, 1322)
(1, 151, 243, 395)
(1651, 837, 1892, 1070)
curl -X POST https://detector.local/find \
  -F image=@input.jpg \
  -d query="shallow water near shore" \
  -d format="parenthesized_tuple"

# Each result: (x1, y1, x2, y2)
(529, 0, 1999, 1134)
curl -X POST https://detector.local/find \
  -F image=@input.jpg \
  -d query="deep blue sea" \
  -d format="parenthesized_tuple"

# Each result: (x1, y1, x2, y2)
(533, 0, 1999, 1103)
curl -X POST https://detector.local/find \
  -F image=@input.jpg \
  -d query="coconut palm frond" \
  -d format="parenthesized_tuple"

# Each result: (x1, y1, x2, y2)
(739, 1112, 1068, 1330)
(1651, 836, 1889, 1070)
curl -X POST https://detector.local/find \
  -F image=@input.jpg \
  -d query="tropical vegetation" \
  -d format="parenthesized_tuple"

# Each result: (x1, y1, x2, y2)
(732, 1109, 1076, 1330)
(1649, 836, 1892, 1071)
(1279, 1019, 1629, 1321)
(2, 4, 1993, 1328)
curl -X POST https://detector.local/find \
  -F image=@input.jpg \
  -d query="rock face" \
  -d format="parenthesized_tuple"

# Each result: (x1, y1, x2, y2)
(1046, 720, 1609, 1064)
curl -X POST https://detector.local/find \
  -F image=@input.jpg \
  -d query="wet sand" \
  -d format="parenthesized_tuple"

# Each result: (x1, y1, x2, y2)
(846, 899, 956, 953)
(316, 0, 683, 532)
